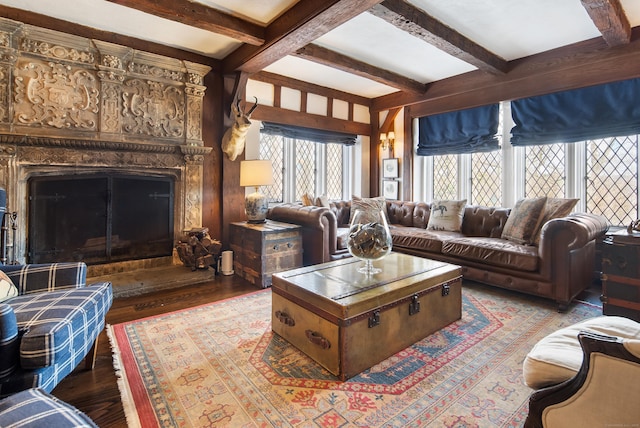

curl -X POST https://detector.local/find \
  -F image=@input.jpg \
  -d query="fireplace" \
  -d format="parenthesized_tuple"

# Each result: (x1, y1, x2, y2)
(28, 174, 174, 265)
(0, 18, 212, 275)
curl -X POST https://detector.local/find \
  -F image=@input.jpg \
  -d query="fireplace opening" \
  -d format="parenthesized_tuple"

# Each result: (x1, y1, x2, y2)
(28, 174, 174, 265)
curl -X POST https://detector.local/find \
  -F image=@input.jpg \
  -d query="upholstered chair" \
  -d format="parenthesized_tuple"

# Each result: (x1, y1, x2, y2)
(0, 262, 112, 395)
(522, 316, 640, 427)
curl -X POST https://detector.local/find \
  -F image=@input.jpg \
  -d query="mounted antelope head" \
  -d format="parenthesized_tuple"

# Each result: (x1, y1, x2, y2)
(221, 96, 259, 161)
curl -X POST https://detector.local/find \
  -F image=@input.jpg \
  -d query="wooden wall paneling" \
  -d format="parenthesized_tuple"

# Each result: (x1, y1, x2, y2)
(202, 72, 224, 243)
(220, 73, 250, 248)
(370, 114, 380, 197)
(402, 106, 413, 201)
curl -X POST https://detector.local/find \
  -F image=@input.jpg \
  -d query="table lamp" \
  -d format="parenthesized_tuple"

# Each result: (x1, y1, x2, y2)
(240, 159, 274, 223)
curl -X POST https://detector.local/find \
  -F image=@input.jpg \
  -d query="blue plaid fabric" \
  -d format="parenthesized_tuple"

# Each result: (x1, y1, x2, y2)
(0, 387, 98, 427)
(1, 263, 87, 295)
(0, 263, 112, 394)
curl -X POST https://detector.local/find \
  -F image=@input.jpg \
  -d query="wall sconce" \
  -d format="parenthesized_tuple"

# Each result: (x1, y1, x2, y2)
(380, 131, 395, 151)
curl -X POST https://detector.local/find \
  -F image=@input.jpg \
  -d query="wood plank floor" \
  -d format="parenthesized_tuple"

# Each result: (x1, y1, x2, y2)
(52, 274, 257, 428)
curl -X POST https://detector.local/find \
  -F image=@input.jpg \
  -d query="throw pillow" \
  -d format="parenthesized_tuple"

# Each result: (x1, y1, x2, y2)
(349, 196, 386, 224)
(426, 199, 467, 232)
(533, 198, 579, 245)
(301, 193, 315, 206)
(0, 271, 18, 302)
(501, 197, 547, 245)
(315, 194, 330, 208)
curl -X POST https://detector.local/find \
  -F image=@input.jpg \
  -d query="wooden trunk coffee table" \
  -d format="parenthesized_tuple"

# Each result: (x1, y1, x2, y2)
(271, 252, 462, 380)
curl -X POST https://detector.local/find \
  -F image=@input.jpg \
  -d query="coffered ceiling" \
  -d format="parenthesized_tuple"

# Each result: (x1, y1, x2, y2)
(1, 0, 639, 103)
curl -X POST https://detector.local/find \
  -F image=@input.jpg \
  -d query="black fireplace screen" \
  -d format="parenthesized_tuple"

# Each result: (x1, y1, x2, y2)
(28, 174, 174, 264)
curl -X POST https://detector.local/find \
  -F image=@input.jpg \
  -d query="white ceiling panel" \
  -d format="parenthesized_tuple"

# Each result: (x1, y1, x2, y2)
(409, 0, 603, 60)
(263, 55, 398, 99)
(0, 0, 241, 58)
(193, 0, 297, 25)
(314, 12, 477, 84)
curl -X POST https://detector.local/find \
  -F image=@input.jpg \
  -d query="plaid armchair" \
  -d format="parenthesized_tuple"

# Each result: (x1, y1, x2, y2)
(0, 262, 112, 395)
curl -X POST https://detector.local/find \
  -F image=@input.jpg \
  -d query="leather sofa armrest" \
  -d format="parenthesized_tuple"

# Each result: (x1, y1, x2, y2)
(537, 213, 609, 309)
(538, 213, 609, 252)
(267, 203, 339, 264)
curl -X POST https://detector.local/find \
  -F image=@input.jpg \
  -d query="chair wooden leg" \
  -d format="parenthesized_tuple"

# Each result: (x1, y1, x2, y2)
(84, 336, 99, 370)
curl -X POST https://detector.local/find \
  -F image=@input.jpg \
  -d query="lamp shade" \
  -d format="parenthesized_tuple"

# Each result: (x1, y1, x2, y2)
(240, 160, 274, 187)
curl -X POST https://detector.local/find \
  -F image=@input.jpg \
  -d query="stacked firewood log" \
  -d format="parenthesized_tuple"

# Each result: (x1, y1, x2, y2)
(175, 227, 222, 271)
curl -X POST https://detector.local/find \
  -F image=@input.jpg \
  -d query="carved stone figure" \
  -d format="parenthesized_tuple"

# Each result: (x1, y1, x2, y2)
(221, 97, 258, 161)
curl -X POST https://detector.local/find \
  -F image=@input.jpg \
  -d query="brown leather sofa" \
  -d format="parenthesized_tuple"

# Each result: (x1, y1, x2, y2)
(267, 200, 609, 310)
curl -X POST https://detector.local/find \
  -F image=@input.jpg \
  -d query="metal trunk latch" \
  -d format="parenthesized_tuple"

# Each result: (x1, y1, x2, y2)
(409, 294, 420, 315)
(442, 284, 450, 296)
(368, 309, 381, 328)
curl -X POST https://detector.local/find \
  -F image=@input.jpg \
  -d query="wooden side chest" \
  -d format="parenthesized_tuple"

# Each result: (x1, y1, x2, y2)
(601, 230, 640, 321)
(272, 253, 462, 380)
(229, 220, 303, 288)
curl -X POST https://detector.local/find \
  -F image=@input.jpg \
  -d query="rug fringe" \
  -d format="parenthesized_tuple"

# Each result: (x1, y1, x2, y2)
(107, 324, 143, 428)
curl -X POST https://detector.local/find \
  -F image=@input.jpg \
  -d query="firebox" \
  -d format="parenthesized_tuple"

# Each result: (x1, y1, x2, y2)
(28, 174, 174, 265)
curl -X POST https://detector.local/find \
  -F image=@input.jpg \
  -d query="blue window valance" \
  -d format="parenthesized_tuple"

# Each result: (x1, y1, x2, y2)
(511, 78, 640, 146)
(417, 104, 500, 156)
(261, 122, 357, 145)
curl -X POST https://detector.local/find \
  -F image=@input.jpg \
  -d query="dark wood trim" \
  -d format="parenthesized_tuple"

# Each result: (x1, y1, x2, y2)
(370, 115, 380, 197)
(222, 0, 384, 74)
(252, 105, 370, 136)
(372, 0, 508, 74)
(402, 107, 412, 201)
(581, 0, 631, 47)
(251, 72, 371, 107)
(379, 27, 640, 116)
(0, 5, 220, 69)
(105, 0, 265, 45)
(295, 44, 426, 94)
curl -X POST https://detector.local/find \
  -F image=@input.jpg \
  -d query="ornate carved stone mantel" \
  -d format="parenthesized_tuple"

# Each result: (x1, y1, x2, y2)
(0, 18, 212, 264)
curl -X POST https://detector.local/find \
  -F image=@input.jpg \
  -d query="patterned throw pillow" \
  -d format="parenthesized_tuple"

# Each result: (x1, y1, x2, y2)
(0, 271, 18, 302)
(501, 197, 548, 245)
(349, 196, 386, 224)
(315, 194, 330, 208)
(533, 198, 579, 245)
(301, 193, 315, 206)
(426, 200, 467, 232)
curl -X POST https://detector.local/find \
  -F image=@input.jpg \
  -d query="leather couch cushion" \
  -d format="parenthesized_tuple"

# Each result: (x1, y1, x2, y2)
(391, 226, 462, 253)
(336, 227, 349, 250)
(442, 237, 539, 271)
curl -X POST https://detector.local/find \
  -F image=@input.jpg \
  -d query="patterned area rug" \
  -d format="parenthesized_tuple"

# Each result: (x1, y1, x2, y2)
(108, 283, 600, 427)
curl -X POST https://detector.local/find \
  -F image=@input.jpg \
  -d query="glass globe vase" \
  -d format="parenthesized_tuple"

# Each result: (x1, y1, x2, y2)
(346, 209, 393, 275)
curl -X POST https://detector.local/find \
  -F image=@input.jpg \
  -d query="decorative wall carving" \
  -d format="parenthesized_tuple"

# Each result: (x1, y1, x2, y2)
(14, 60, 100, 129)
(0, 18, 213, 265)
(122, 78, 184, 138)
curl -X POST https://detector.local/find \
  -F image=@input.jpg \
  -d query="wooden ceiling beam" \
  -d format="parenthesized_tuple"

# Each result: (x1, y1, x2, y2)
(222, 0, 383, 74)
(0, 5, 220, 68)
(105, 0, 265, 45)
(373, 27, 640, 115)
(370, 0, 509, 74)
(580, 0, 631, 47)
(294, 44, 426, 94)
